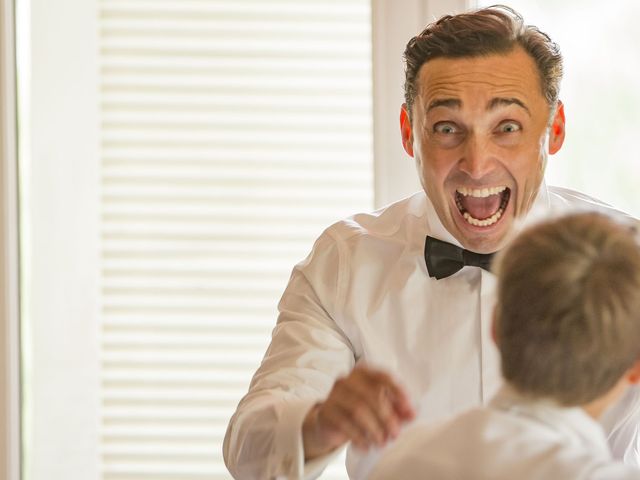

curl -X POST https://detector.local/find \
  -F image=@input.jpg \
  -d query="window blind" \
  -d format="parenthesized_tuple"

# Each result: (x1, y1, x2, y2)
(99, 1, 373, 478)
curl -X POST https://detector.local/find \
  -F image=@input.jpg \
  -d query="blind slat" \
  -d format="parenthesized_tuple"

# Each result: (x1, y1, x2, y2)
(100, 1, 371, 478)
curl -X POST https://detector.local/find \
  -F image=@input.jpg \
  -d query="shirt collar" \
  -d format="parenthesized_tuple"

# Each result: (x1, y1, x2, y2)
(422, 191, 462, 247)
(489, 384, 612, 457)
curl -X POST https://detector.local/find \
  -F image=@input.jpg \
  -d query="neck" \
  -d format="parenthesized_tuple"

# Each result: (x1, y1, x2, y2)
(582, 378, 627, 419)
(583, 397, 611, 419)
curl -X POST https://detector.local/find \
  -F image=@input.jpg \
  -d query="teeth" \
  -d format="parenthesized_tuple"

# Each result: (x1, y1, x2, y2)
(457, 186, 507, 198)
(456, 186, 510, 227)
(463, 209, 503, 227)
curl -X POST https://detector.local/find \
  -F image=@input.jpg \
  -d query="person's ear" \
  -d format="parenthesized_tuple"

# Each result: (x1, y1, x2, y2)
(400, 104, 414, 157)
(548, 100, 565, 155)
(624, 358, 640, 385)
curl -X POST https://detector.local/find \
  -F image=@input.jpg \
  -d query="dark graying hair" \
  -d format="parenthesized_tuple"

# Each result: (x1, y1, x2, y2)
(403, 5, 562, 118)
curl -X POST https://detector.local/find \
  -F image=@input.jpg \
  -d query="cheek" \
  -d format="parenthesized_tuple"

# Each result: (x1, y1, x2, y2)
(510, 154, 546, 201)
(506, 138, 545, 173)
(419, 145, 457, 182)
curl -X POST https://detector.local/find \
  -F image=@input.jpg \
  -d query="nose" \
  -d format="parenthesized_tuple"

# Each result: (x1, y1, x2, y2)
(458, 134, 496, 180)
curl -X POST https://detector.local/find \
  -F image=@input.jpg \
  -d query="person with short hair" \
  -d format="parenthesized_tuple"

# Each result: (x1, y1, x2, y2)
(369, 212, 640, 479)
(224, 7, 640, 479)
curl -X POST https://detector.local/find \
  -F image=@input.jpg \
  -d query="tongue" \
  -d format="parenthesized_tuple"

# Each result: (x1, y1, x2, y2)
(460, 194, 502, 220)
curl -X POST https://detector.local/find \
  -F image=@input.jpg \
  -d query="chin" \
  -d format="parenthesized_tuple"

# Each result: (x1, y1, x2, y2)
(460, 229, 510, 254)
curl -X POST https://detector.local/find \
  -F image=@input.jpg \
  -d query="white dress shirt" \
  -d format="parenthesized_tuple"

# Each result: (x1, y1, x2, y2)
(223, 183, 640, 479)
(369, 386, 640, 480)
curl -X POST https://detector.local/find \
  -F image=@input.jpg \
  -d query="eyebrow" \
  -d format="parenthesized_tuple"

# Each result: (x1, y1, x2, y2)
(426, 98, 461, 112)
(487, 97, 530, 116)
(426, 97, 530, 116)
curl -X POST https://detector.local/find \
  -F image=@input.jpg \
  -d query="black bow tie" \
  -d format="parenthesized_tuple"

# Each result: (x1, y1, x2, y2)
(424, 236, 495, 280)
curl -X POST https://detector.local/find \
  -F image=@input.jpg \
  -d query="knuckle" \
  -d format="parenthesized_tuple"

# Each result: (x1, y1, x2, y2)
(351, 403, 369, 421)
(373, 371, 393, 385)
(374, 383, 388, 396)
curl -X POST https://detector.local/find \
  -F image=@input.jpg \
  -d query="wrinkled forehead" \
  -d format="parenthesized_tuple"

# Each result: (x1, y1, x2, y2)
(415, 48, 547, 114)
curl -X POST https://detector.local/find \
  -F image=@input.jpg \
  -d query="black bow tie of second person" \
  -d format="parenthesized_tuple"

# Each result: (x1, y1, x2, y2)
(424, 236, 496, 280)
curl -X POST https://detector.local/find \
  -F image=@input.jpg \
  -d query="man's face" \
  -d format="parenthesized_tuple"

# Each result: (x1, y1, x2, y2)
(401, 47, 565, 253)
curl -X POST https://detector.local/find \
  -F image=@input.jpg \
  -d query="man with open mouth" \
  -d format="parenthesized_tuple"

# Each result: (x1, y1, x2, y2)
(224, 6, 640, 480)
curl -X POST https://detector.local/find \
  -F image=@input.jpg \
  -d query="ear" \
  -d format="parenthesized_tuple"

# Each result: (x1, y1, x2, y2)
(624, 358, 640, 385)
(548, 100, 565, 155)
(400, 103, 414, 157)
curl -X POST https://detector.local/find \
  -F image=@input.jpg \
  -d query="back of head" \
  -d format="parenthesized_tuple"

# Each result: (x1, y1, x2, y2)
(493, 213, 640, 406)
(403, 5, 562, 118)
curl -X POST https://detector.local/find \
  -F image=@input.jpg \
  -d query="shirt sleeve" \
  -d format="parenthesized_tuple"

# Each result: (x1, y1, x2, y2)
(223, 228, 356, 479)
(600, 385, 640, 467)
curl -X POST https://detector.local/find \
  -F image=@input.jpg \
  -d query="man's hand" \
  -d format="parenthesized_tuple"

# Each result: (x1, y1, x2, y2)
(302, 365, 415, 460)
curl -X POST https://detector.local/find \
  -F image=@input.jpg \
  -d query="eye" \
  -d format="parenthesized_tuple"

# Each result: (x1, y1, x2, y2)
(433, 122, 459, 134)
(497, 121, 521, 133)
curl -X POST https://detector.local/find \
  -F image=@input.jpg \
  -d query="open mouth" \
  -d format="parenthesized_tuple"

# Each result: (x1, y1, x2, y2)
(455, 186, 511, 227)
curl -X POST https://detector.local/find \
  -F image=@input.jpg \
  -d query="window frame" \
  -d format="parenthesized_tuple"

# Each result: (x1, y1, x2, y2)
(0, 0, 22, 478)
